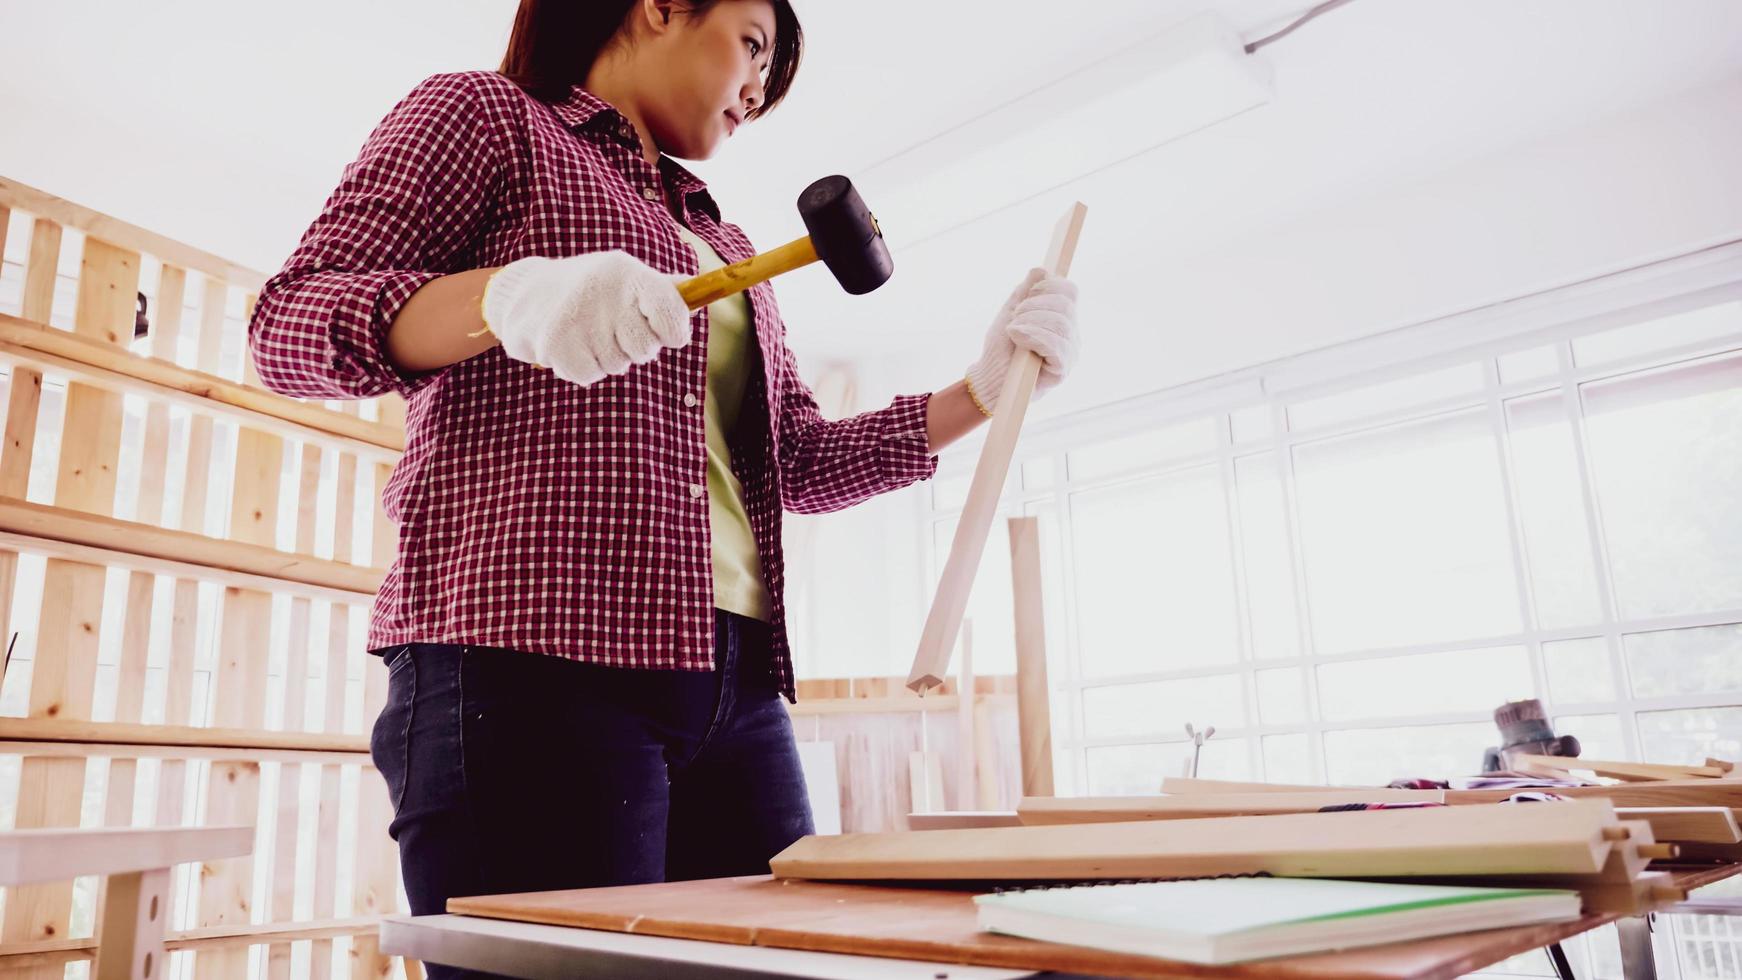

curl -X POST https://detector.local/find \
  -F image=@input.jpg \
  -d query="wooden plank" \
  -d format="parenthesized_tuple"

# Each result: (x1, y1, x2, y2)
(194, 293, 283, 980)
(350, 433, 405, 978)
(0, 217, 58, 715)
(1515, 754, 1730, 782)
(1448, 779, 1742, 808)
(908, 751, 945, 814)
(446, 873, 1645, 980)
(908, 202, 1087, 692)
(309, 444, 360, 980)
(1, 236, 138, 979)
(168, 917, 379, 952)
(0, 717, 367, 754)
(906, 812, 1023, 831)
(0, 177, 267, 290)
(1007, 516, 1053, 798)
(771, 799, 1621, 881)
(268, 441, 324, 979)
(954, 620, 977, 811)
(1671, 842, 1742, 862)
(1162, 777, 1357, 794)
(96, 263, 188, 922)
(0, 312, 402, 458)
(1016, 790, 1450, 825)
(972, 690, 999, 811)
(0, 917, 379, 965)
(0, 827, 252, 886)
(1613, 807, 1741, 844)
(0, 495, 383, 598)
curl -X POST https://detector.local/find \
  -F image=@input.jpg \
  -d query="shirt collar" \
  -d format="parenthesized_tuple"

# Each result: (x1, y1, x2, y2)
(548, 86, 721, 222)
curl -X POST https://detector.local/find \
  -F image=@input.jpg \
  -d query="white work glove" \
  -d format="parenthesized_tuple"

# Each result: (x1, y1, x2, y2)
(964, 268, 1080, 416)
(482, 250, 692, 386)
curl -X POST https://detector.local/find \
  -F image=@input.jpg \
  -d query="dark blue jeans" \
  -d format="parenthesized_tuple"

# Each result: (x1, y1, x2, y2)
(369, 611, 815, 979)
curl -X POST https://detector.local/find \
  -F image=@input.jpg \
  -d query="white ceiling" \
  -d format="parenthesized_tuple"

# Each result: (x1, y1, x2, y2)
(4, 0, 1741, 385)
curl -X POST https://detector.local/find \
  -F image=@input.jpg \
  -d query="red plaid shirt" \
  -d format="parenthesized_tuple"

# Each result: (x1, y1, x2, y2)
(249, 72, 937, 699)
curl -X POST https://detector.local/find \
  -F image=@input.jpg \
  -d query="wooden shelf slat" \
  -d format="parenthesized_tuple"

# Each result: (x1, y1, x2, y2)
(0, 495, 383, 601)
(0, 312, 403, 460)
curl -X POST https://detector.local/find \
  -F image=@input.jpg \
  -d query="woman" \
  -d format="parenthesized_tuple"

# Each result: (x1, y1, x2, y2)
(249, 0, 1078, 962)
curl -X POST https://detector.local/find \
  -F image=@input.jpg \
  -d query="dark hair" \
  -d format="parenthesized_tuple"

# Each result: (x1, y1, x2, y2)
(500, 0, 802, 119)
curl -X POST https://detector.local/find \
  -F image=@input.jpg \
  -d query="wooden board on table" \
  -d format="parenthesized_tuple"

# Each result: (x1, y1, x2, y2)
(1162, 777, 1365, 794)
(907, 812, 1024, 831)
(1170, 777, 1742, 810)
(1017, 790, 1448, 825)
(1615, 807, 1741, 844)
(771, 800, 1622, 881)
(448, 873, 1632, 980)
(1515, 754, 1732, 782)
(1449, 780, 1742, 808)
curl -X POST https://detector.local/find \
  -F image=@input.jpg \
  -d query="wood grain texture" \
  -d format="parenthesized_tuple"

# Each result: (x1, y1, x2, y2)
(1, 236, 138, 979)
(1614, 807, 1741, 844)
(908, 203, 1086, 692)
(195, 292, 283, 979)
(445, 871, 1742, 980)
(1008, 517, 1054, 798)
(0, 177, 266, 288)
(1017, 790, 1449, 825)
(1449, 780, 1742, 808)
(1516, 755, 1731, 782)
(772, 799, 1621, 881)
(0, 218, 59, 662)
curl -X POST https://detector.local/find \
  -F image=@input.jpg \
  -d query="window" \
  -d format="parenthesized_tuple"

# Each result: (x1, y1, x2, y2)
(924, 272, 1742, 799)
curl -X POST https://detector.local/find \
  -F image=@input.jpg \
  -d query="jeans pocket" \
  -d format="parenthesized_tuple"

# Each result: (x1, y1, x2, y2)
(369, 648, 417, 816)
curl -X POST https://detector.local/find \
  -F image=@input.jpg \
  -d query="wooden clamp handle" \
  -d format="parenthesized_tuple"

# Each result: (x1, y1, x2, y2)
(677, 236, 819, 310)
(906, 202, 1088, 693)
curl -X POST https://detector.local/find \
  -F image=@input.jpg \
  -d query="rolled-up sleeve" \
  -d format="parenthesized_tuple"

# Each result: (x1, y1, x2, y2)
(249, 72, 513, 399)
(776, 343, 937, 515)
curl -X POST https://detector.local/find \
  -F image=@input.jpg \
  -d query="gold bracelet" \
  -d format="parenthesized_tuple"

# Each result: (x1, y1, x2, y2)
(963, 373, 994, 419)
(467, 270, 499, 339)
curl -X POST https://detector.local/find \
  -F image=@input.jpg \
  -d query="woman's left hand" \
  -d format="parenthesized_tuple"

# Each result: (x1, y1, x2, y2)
(963, 268, 1080, 416)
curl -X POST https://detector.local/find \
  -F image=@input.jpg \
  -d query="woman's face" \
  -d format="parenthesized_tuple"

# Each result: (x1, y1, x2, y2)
(640, 0, 775, 161)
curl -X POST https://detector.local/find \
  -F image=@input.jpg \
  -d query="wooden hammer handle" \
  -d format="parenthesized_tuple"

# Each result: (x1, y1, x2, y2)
(677, 236, 818, 310)
(907, 202, 1087, 693)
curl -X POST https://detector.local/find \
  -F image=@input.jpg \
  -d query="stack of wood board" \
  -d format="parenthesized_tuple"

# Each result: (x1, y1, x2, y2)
(772, 799, 1645, 887)
(1156, 776, 1742, 814)
(1016, 790, 1449, 824)
(1020, 792, 1741, 846)
(1514, 755, 1740, 783)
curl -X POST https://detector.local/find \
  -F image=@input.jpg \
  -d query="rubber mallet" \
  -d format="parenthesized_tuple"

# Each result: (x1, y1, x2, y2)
(676, 175, 892, 309)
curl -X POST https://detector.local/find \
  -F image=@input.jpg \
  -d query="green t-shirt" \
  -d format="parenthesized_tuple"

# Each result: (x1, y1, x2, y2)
(675, 226, 772, 622)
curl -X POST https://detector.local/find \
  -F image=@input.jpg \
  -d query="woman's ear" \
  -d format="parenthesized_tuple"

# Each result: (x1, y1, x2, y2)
(640, 0, 674, 33)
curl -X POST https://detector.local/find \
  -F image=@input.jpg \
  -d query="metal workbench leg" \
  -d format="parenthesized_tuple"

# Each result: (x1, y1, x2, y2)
(1616, 915, 1658, 980)
(1547, 941, 1576, 980)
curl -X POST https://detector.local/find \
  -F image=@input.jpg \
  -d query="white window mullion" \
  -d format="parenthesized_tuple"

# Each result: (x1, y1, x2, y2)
(1483, 356, 1552, 712)
(1555, 341, 1643, 760)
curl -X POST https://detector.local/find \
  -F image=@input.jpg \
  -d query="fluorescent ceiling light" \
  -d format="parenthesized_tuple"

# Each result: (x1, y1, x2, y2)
(861, 13, 1273, 247)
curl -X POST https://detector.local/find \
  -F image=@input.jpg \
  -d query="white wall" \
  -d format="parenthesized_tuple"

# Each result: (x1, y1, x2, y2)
(791, 74, 1742, 680)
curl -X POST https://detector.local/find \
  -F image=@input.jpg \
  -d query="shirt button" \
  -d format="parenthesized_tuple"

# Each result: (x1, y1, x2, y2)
(683, 393, 699, 408)
(642, 186, 661, 201)
(689, 483, 705, 499)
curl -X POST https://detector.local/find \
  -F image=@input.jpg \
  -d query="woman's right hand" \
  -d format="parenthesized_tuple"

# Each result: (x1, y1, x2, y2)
(483, 250, 694, 385)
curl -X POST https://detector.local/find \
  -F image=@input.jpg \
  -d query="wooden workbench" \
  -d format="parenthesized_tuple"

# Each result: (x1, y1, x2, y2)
(403, 864, 1742, 979)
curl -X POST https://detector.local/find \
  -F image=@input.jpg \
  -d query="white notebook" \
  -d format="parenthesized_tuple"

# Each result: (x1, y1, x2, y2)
(973, 877, 1581, 965)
